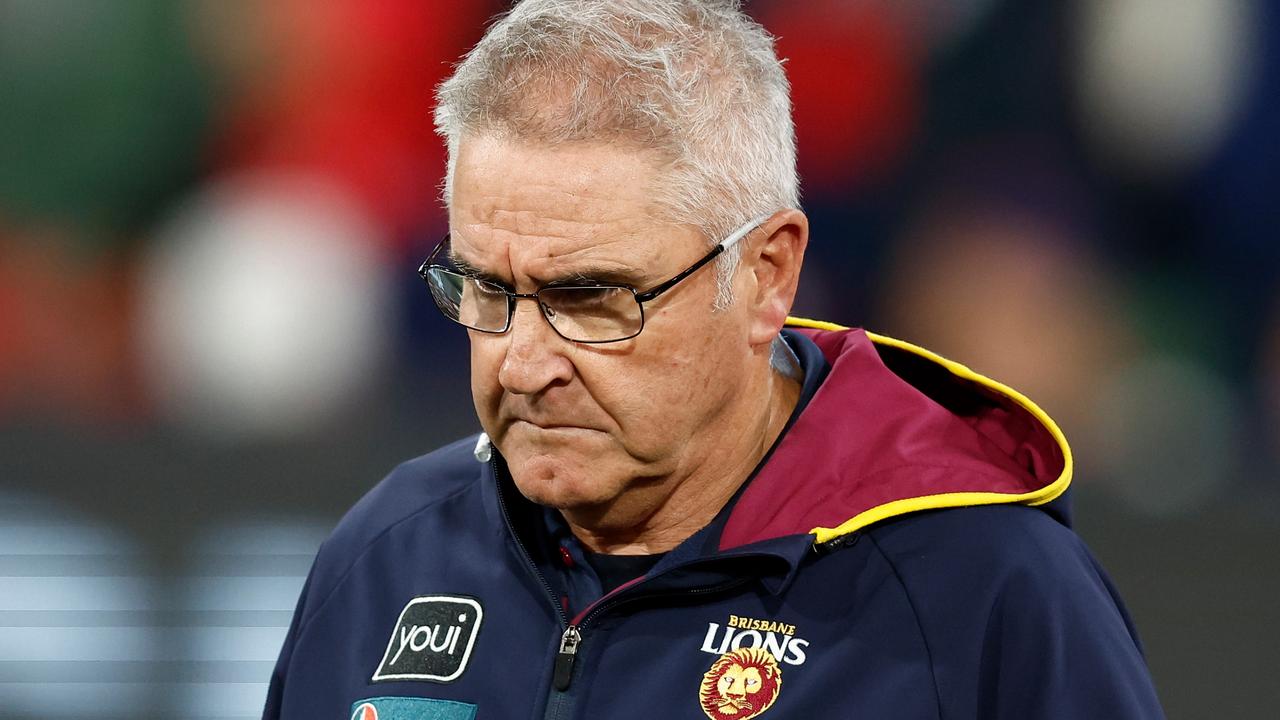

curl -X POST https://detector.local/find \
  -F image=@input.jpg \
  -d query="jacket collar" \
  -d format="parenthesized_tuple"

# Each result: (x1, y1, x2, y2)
(487, 319, 1073, 597)
(719, 319, 1072, 551)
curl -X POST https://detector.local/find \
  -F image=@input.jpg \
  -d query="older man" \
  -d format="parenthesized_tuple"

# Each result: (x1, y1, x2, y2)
(265, 2, 1164, 719)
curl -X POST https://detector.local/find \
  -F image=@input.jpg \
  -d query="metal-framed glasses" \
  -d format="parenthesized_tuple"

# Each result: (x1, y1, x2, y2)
(418, 215, 770, 343)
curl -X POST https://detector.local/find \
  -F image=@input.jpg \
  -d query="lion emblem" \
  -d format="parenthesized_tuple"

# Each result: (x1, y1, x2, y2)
(698, 647, 782, 720)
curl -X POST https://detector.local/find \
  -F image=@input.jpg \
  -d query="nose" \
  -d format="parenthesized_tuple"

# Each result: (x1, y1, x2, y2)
(496, 296, 574, 395)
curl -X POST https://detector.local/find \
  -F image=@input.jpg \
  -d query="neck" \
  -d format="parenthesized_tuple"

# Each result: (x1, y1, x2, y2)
(565, 358, 803, 555)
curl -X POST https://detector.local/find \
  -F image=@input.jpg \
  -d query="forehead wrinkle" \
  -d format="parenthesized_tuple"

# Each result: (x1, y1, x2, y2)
(517, 233, 660, 287)
(451, 225, 663, 289)
(449, 135, 678, 285)
(454, 189, 647, 246)
(453, 221, 643, 260)
(459, 144, 653, 201)
(491, 209, 621, 246)
(468, 183, 649, 233)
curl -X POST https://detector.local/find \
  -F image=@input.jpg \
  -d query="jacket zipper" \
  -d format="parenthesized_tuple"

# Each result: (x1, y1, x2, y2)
(490, 458, 771, 698)
(491, 459, 571, 627)
(552, 625, 581, 690)
(491, 459, 583, 713)
(551, 577, 752, 691)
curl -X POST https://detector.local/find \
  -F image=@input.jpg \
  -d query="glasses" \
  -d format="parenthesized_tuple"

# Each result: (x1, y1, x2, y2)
(418, 215, 770, 343)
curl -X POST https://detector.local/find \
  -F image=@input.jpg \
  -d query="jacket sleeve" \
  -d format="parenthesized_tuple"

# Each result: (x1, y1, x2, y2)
(869, 505, 1165, 719)
(261, 569, 314, 720)
(970, 549, 1165, 718)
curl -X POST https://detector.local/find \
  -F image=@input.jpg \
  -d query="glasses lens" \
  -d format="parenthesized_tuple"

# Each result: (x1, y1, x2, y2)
(538, 286, 642, 342)
(426, 268, 509, 332)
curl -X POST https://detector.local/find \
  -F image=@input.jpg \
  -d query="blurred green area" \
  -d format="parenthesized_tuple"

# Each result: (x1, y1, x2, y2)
(0, 1, 211, 249)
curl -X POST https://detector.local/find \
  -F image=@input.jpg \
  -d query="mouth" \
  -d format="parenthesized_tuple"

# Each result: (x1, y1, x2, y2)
(510, 419, 601, 434)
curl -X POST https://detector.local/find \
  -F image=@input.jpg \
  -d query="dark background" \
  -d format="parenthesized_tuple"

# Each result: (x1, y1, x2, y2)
(2, 1, 1277, 717)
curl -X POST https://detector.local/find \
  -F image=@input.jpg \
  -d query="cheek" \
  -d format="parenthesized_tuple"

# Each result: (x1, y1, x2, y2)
(589, 359, 696, 426)
(594, 337, 732, 432)
(468, 339, 505, 419)
(644, 341, 726, 402)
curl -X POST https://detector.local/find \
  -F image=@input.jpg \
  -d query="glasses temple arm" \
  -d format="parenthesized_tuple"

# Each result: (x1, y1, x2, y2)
(634, 214, 771, 302)
(635, 246, 724, 302)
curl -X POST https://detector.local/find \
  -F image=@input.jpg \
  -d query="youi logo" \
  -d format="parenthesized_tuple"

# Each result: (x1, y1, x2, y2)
(372, 596, 484, 683)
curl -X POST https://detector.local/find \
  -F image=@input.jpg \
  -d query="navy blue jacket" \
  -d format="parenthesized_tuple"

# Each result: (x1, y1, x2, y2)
(265, 323, 1164, 720)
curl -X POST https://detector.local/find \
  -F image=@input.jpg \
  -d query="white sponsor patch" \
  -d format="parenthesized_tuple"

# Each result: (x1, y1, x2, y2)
(372, 596, 483, 683)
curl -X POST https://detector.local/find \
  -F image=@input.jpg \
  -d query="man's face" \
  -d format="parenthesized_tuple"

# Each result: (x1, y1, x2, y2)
(449, 135, 753, 522)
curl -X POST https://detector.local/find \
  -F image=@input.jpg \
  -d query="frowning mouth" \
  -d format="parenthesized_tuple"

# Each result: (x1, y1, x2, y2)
(510, 419, 601, 433)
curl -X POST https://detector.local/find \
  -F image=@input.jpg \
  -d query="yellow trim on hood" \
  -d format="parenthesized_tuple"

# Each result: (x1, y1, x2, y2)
(784, 316, 1074, 544)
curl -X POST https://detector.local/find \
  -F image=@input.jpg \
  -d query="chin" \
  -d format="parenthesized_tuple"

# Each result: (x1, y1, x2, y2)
(496, 424, 605, 497)
(499, 443, 608, 508)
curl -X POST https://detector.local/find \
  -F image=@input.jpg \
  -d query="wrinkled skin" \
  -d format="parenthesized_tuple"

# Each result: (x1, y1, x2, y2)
(449, 135, 807, 553)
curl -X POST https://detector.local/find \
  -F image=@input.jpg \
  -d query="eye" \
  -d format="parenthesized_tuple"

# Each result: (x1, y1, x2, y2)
(543, 286, 626, 310)
(469, 277, 507, 296)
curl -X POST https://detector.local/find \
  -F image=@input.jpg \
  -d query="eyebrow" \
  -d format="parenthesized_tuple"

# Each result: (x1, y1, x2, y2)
(447, 253, 506, 285)
(447, 250, 649, 289)
(544, 266, 649, 288)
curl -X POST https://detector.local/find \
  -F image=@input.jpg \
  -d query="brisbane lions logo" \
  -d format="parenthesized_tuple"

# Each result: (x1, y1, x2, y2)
(698, 647, 782, 720)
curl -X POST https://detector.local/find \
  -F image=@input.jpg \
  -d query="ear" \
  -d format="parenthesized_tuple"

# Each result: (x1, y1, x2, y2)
(740, 209, 808, 347)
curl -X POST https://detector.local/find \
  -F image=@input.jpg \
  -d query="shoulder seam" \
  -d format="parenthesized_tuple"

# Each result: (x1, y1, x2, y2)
(865, 530, 946, 720)
(291, 475, 483, 643)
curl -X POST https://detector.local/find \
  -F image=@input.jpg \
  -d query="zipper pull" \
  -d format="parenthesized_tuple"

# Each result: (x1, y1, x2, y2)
(553, 625, 582, 691)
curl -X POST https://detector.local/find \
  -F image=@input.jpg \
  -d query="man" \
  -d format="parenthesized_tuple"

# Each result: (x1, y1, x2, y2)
(265, 2, 1164, 719)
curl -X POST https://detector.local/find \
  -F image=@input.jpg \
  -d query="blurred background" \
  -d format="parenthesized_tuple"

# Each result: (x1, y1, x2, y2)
(0, 0, 1276, 717)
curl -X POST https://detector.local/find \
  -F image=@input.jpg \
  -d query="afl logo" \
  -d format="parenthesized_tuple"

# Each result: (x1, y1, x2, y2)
(351, 702, 378, 720)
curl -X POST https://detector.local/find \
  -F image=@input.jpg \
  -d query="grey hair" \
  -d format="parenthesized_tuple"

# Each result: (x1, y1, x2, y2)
(433, 0, 799, 304)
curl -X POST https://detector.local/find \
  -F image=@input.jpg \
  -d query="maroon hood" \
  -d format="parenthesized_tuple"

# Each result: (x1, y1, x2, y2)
(720, 321, 1071, 550)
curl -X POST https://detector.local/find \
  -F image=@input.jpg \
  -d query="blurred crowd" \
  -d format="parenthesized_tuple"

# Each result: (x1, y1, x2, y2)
(3, 0, 1276, 517)
(2, 2, 1278, 718)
